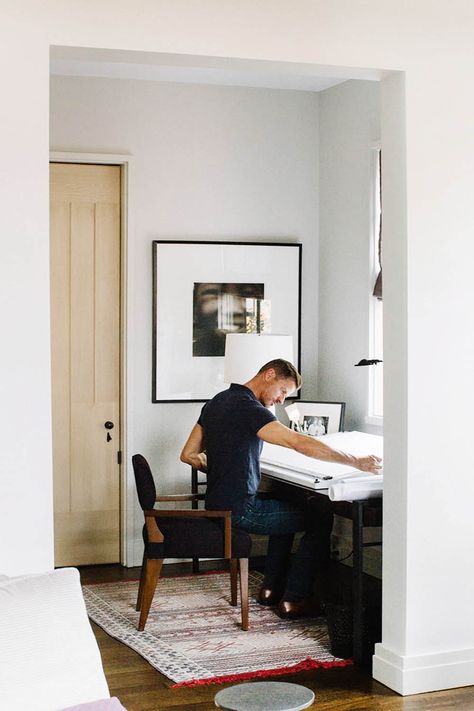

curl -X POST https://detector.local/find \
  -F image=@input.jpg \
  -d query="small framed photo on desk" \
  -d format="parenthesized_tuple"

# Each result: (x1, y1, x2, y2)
(285, 401, 345, 436)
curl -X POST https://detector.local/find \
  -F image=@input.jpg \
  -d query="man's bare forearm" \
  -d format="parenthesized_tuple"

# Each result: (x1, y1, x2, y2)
(291, 434, 381, 473)
(257, 420, 382, 474)
(180, 423, 208, 470)
(293, 435, 357, 466)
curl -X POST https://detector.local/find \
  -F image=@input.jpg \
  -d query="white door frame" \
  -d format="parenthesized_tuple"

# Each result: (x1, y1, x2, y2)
(50, 151, 134, 566)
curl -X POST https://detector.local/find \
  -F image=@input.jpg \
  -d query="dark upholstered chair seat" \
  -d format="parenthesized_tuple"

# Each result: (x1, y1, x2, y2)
(144, 519, 251, 559)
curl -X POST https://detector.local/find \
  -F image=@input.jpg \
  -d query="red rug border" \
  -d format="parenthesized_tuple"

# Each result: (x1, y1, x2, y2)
(171, 656, 353, 688)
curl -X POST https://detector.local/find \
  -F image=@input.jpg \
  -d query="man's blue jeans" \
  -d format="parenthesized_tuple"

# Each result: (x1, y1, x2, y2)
(232, 494, 333, 600)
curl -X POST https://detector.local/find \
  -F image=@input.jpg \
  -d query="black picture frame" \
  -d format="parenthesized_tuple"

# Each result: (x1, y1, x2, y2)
(284, 401, 345, 435)
(152, 240, 302, 402)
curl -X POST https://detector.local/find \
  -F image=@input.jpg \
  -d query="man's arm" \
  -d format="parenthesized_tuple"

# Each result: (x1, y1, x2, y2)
(257, 421, 382, 474)
(180, 423, 208, 470)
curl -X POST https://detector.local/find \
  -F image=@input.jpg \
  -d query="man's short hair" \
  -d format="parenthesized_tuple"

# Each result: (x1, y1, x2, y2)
(258, 359, 302, 390)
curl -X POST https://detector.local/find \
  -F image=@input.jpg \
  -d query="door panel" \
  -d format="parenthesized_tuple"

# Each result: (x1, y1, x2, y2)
(50, 163, 121, 566)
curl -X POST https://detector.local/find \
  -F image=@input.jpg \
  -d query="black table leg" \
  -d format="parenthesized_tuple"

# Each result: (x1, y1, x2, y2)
(191, 467, 200, 574)
(352, 500, 364, 663)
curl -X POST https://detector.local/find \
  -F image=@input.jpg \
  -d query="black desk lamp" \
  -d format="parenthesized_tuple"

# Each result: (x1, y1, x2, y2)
(354, 358, 383, 366)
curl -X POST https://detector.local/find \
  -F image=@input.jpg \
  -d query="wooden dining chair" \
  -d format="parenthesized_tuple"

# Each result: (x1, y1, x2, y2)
(132, 454, 252, 631)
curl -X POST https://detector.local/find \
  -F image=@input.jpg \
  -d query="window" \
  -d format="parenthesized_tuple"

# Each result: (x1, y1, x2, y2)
(368, 147, 383, 422)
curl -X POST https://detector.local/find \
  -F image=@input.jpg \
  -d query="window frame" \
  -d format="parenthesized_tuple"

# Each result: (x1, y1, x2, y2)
(366, 145, 383, 427)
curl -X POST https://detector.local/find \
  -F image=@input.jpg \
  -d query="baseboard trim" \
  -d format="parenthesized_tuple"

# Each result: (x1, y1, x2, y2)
(373, 643, 474, 695)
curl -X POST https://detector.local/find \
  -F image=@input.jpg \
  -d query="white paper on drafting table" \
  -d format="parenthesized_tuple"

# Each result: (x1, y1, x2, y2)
(260, 431, 383, 491)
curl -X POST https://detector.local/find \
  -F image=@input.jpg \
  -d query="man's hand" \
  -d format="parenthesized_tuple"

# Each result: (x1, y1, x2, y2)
(196, 452, 208, 470)
(354, 455, 382, 474)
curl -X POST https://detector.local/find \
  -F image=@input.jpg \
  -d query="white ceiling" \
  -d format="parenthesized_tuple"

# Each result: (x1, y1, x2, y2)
(50, 47, 383, 92)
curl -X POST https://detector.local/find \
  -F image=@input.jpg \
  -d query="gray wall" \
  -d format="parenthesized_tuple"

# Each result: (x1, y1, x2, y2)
(318, 80, 381, 433)
(50, 75, 320, 563)
(318, 80, 382, 574)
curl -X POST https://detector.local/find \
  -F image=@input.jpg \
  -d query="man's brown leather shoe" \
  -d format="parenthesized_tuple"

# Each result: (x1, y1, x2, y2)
(257, 586, 283, 607)
(276, 597, 323, 619)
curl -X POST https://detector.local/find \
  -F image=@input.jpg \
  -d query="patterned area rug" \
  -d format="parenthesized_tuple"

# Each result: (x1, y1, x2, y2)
(83, 570, 351, 687)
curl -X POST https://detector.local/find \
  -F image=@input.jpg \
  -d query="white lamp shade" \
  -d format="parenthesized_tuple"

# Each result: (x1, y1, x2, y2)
(224, 333, 294, 384)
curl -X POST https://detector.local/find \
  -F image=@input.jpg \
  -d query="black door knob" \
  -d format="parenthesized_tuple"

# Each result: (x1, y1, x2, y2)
(104, 421, 114, 430)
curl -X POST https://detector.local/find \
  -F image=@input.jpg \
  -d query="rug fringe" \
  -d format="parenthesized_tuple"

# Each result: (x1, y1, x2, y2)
(87, 569, 234, 586)
(171, 656, 353, 688)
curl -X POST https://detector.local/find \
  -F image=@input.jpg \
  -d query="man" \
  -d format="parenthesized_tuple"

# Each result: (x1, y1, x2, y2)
(180, 359, 381, 619)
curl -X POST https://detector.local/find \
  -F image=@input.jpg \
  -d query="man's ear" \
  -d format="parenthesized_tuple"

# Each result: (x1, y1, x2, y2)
(263, 368, 276, 382)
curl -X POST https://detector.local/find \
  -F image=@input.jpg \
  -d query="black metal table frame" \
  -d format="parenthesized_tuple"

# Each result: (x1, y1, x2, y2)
(349, 497, 382, 663)
(191, 466, 381, 664)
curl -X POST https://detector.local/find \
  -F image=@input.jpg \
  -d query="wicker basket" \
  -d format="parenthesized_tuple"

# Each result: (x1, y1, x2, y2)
(325, 601, 381, 660)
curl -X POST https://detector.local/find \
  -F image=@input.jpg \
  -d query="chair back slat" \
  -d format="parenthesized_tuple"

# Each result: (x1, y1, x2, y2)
(132, 454, 157, 511)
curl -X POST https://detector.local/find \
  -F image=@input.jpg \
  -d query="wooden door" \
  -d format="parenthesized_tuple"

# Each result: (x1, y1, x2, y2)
(50, 163, 121, 566)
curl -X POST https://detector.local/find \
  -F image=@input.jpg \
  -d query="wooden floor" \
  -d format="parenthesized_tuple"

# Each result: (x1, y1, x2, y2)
(80, 564, 474, 711)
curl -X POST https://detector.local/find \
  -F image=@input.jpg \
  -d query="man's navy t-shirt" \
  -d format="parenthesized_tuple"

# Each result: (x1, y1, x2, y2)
(198, 384, 276, 515)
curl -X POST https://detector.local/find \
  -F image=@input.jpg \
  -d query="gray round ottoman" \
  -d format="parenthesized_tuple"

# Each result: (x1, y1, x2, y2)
(214, 681, 315, 710)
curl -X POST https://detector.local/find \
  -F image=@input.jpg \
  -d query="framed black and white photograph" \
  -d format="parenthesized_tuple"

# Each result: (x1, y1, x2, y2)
(192, 282, 266, 357)
(153, 240, 301, 402)
(284, 401, 345, 436)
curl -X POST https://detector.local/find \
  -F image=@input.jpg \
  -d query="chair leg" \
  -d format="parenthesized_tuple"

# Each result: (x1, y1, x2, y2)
(138, 558, 163, 631)
(230, 559, 238, 606)
(239, 558, 249, 631)
(136, 551, 147, 611)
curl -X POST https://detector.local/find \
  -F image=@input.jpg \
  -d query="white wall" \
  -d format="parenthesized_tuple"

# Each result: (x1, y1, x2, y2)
(2, 0, 474, 696)
(318, 80, 381, 432)
(0, 21, 54, 575)
(50, 75, 319, 563)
